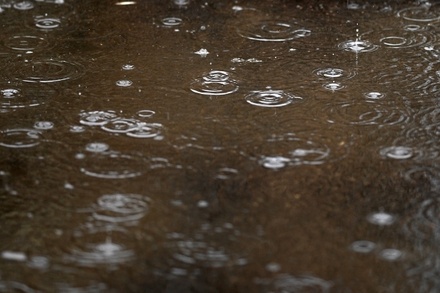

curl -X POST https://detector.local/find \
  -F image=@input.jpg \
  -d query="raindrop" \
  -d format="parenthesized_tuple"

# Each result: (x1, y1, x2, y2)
(245, 90, 301, 108)
(350, 240, 377, 253)
(194, 48, 209, 57)
(367, 212, 396, 226)
(0, 128, 41, 148)
(116, 80, 133, 87)
(137, 110, 155, 118)
(70, 125, 86, 133)
(338, 40, 378, 53)
(161, 17, 182, 26)
(79, 110, 118, 126)
(34, 16, 61, 29)
(380, 146, 413, 159)
(33, 121, 54, 130)
(364, 92, 385, 100)
(315, 68, 345, 78)
(190, 70, 238, 96)
(237, 20, 311, 42)
(122, 64, 134, 70)
(126, 122, 163, 139)
(101, 118, 137, 133)
(13, 1, 34, 10)
(0, 84, 54, 108)
(93, 193, 150, 223)
(323, 82, 345, 91)
(260, 156, 290, 169)
(197, 200, 209, 208)
(85, 142, 109, 153)
(378, 248, 403, 261)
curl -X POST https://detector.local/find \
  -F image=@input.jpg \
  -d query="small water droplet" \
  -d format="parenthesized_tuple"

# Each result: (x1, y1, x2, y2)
(246, 90, 301, 107)
(367, 212, 396, 226)
(116, 80, 133, 87)
(122, 64, 135, 70)
(85, 142, 109, 153)
(161, 17, 182, 26)
(364, 92, 385, 100)
(339, 40, 378, 53)
(323, 82, 345, 91)
(380, 146, 413, 159)
(378, 248, 403, 261)
(260, 156, 290, 169)
(33, 121, 54, 130)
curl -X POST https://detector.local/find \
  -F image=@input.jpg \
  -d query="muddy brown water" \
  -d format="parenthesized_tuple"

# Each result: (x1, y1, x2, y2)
(1, 0, 440, 292)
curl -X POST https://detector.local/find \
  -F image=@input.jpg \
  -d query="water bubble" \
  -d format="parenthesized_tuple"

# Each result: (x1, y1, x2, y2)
(79, 110, 118, 126)
(338, 40, 378, 53)
(3, 35, 50, 51)
(13, 1, 34, 10)
(161, 17, 182, 26)
(33, 121, 54, 130)
(14, 59, 85, 83)
(245, 90, 301, 108)
(122, 64, 134, 70)
(350, 240, 377, 253)
(0, 128, 41, 148)
(364, 92, 385, 100)
(85, 142, 109, 153)
(260, 156, 290, 169)
(190, 70, 238, 96)
(367, 212, 396, 226)
(101, 118, 137, 133)
(93, 193, 150, 223)
(116, 80, 132, 87)
(378, 248, 403, 261)
(126, 122, 163, 139)
(137, 110, 155, 118)
(380, 146, 413, 159)
(237, 20, 311, 42)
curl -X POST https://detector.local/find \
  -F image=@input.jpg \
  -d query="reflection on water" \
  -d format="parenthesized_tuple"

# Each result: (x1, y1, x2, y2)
(1, 0, 440, 292)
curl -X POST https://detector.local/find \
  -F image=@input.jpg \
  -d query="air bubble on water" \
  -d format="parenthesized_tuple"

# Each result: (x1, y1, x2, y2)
(34, 121, 54, 130)
(137, 110, 155, 118)
(85, 142, 109, 153)
(79, 110, 118, 126)
(380, 146, 413, 159)
(260, 156, 290, 169)
(162, 17, 182, 26)
(364, 92, 385, 100)
(122, 64, 134, 70)
(367, 212, 396, 226)
(378, 248, 403, 261)
(13, 1, 34, 10)
(245, 90, 301, 107)
(350, 240, 377, 253)
(116, 80, 133, 87)
(338, 40, 378, 53)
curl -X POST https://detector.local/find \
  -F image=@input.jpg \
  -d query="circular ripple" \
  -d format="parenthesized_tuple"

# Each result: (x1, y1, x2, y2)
(92, 193, 150, 223)
(377, 28, 431, 49)
(338, 40, 379, 53)
(380, 146, 414, 160)
(190, 70, 238, 96)
(79, 110, 119, 126)
(325, 101, 410, 126)
(79, 151, 146, 179)
(245, 90, 302, 108)
(237, 20, 311, 42)
(33, 121, 54, 130)
(65, 232, 135, 267)
(100, 118, 137, 133)
(0, 128, 42, 148)
(14, 59, 85, 83)
(0, 83, 55, 109)
(161, 17, 182, 27)
(314, 67, 356, 80)
(126, 122, 163, 139)
(350, 240, 377, 253)
(34, 16, 62, 30)
(13, 1, 34, 10)
(397, 5, 440, 22)
(3, 34, 50, 51)
(85, 142, 109, 153)
(115, 80, 132, 87)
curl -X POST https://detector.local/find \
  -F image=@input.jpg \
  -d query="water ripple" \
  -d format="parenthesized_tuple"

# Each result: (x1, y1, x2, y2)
(12, 59, 85, 83)
(237, 19, 311, 42)
(245, 89, 302, 108)
(0, 128, 42, 148)
(190, 70, 238, 96)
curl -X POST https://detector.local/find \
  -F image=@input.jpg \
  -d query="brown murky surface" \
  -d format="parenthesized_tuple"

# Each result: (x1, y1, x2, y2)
(1, 0, 440, 292)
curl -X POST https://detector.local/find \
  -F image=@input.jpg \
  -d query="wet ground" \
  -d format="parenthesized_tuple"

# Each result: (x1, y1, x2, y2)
(1, 0, 440, 292)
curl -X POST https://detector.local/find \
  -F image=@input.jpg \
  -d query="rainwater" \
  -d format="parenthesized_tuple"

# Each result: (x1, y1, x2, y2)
(0, 0, 439, 292)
